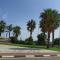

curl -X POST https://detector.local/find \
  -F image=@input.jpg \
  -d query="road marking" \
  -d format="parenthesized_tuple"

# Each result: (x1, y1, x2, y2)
(43, 55, 50, 57)
(2, 56, 14, 58)
(57, 54, 60, 56)
(26, 55, 35, 57)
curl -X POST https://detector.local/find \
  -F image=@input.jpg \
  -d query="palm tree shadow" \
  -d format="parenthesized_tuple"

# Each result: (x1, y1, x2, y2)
(10, 47, 40, 50)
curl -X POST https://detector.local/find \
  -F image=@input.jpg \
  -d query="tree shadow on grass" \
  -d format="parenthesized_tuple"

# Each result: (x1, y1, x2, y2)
(10, 47, 40, 50)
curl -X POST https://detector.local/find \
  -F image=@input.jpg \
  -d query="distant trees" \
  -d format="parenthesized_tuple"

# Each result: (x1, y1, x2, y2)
(0, 20, 6, 36)
(0, 8, 60, 47)
(26, 19, 36, 45)
(10, 26, 21, 43)
(39, 9, 60, 48)
(7, 24, 12, 38)
(0, 19, 22, 43)
(13, 26, 21, 39)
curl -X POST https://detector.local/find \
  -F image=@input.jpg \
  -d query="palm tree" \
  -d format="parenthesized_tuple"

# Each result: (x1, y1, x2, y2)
(0, 20, 6, 37)
(40, 9, 59, 48)
(27, 19, 36, 37)
(7, 24, 12, 38)
(52, 21, 59, 47)
(13, 26, 21, 39)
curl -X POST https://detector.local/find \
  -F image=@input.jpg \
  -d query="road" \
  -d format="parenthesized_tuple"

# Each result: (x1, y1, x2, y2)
(0, 57, 60, 60)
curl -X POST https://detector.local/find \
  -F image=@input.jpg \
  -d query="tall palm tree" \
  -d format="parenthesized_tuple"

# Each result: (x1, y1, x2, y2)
(52, 21, 59, 47)
(0, 20, 6, 37)
(40, 9, 59, 48)
(27, 19, 36, 37)
(13, 26, 21, 39)
(7, 24, 12, 38)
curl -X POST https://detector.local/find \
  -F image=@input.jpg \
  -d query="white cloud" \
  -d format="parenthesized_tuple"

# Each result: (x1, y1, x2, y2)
(0, 8, 8, 20)
(2, 13, 8, 20)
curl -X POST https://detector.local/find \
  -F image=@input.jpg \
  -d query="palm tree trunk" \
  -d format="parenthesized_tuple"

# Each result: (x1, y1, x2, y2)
(16, 34, 18, 40)
(52, 30, 54, 47)
(6, 32, 8, 38)
(9, 32, 10, 38)
(13, 33, 15, 37)
(47, 32, 50, 48)
(58, 38, 60, 48)
(0, 32, 1, 37)
(30, 32, 32, 37)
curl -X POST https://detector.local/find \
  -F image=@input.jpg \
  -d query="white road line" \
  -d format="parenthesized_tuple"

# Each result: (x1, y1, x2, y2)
(2, 56, 14, 58)
(26, 55, 35, 57)
(57, 54, 60, 56)
(43, 55, 50, 57)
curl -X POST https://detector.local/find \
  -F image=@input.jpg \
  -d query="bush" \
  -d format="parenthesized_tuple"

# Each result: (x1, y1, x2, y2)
(19, 40, 25, 44)
(37, 33, 46, 45)
(25, 36, 34, 45)
(10, 37, 25, 44)
(10, 36, 17, 43)
(54, 38, 60, 45)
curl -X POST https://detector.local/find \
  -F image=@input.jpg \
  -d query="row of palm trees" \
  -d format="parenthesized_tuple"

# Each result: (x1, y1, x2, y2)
(0, 21, 21, 39)
(0, 19, 36, 39)
(0, 8, 60, 48)
(27, 8, 60, 48)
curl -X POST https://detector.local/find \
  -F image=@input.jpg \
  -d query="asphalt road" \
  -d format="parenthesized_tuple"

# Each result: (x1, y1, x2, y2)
(0, 57, 60, 60)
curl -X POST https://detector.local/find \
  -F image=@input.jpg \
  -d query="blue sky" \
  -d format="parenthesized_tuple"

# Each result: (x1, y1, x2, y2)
(0, 0, 60, 40)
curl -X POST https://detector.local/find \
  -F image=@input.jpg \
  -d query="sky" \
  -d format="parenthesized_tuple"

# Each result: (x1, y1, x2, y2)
(0, 0, 60, 40)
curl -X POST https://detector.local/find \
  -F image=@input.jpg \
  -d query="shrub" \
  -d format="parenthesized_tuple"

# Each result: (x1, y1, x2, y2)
(37, 33, 46, 45)
(54, 38, 60, 45)
(25, 36, 34, 45)
(10, 36, 17, 43)
(10, 36, 25, 44)
(19, 40, 25, 44)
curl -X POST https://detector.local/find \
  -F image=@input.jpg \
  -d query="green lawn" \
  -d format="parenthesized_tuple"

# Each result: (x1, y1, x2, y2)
(0, 43, 46, 49)
(47, 47, 60, 51)
(0, 43, 60, 51)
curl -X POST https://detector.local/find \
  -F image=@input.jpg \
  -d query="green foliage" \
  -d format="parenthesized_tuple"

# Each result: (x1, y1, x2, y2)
(10, 36, 25, 44)
(19, 40, 25, 44)
(40, 8, 59, 33)
(13, 26, 21, 38)
(7, 24, 12, 31)
(10, 36, 17, 43)
(37, 33, 46, 45)
(54, 38, 60, 45)
(7, 24, 12, 38)
(25, 36, 34, 45)
(27, 19, 36, 37)
(40, 8, 60, 48)
(0, 20, 6, 36)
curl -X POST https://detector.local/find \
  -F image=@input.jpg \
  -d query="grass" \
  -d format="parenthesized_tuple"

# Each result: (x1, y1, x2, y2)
(47, 47, 60, 51)
(0, 43, 46, 49)
(19, 44, 46, 49)
(0, 37, 9, 40)
(0, 43, 60, 51)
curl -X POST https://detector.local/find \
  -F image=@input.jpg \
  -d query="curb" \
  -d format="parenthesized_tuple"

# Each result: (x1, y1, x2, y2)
(0, 54, 60, 58)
